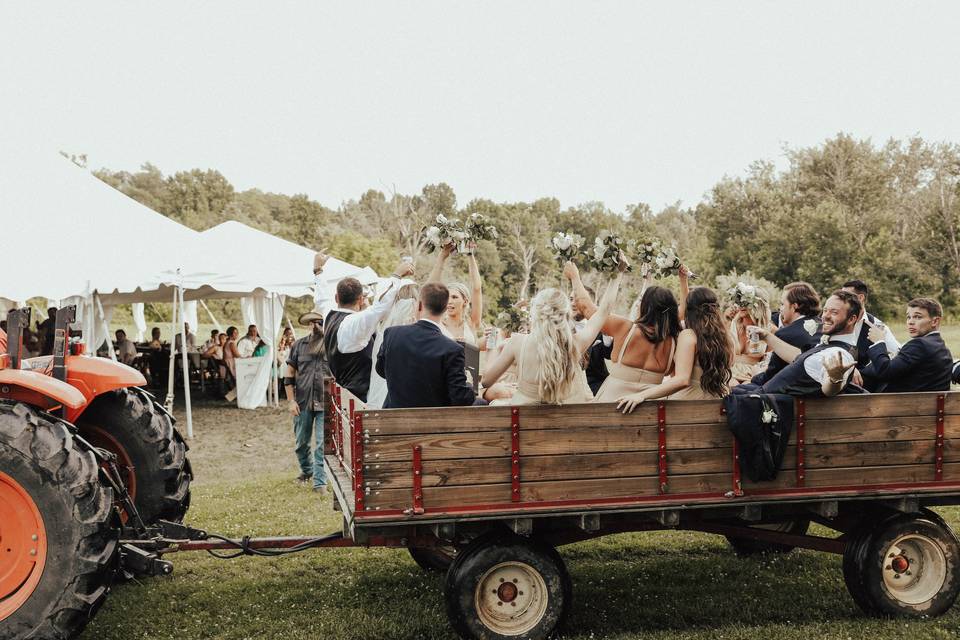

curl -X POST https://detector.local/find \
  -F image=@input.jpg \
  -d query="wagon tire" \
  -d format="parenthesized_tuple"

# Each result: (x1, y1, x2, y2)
(726, 518, 810, 556)
(0, 402, 119, 639)
(445, 533, 571, 640)
(77, 388, 192, 525)
(842, 525, 880, 615)
(857, 514, 960, 617)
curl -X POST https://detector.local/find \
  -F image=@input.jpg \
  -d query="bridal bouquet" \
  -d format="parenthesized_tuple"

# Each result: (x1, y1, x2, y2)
(465, 213, 498, 245)
(653, 243, 685, 278)
(550, 231, 585, 265)
(629, 236, 662, 275)
(726, 282, 760, 309)
(589, 230, 629, 272)
(424, 214, 468, 253)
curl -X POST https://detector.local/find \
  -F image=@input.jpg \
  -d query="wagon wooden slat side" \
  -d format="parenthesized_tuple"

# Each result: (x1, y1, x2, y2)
(325, 388, 960, 524)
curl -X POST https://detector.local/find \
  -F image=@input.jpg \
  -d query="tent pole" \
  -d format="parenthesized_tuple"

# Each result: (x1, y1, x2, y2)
(270, 293, 278, 407)
(94, 293, 117, 361)
(165, 287, 178, 414)
(178, 285, 194, 439)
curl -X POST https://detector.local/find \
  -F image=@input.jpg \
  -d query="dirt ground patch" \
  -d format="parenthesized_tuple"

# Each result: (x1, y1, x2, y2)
(168, 397, 303, 486)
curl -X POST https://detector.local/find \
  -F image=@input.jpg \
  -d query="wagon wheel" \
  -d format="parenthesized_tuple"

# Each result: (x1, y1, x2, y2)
(445, 533, 571, 640)
(847, 513, 960, 617)
(726, 518, 810, 556)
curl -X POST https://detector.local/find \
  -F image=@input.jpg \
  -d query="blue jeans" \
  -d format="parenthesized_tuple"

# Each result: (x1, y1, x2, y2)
(293, 409, 325, 488)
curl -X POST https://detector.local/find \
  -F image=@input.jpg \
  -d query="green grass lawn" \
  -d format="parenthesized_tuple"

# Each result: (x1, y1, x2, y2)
(80, 402, 960, 640)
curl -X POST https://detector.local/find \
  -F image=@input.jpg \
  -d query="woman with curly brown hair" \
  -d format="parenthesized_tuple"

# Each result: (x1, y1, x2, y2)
(617, 286, 734, 412)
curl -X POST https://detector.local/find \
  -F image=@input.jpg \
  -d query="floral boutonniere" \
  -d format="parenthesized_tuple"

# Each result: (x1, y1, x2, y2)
(819, 334, 830, 346)
(803, 319, 818, 336)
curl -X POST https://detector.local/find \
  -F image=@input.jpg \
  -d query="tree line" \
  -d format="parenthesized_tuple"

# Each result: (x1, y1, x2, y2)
(94, 133, 960, 322)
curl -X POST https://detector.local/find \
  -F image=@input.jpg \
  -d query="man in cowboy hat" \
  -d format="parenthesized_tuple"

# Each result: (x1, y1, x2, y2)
(284, 307, 330, 492)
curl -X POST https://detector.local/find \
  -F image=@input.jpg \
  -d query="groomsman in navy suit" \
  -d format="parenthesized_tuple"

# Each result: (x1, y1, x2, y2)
(752, 282, 822, 385)
(376, 283, 478, 409)
(861, 298, 953, 392)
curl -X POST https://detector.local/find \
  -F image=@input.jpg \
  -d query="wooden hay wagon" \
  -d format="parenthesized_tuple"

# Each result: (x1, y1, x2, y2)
(326, 384, 960, 640)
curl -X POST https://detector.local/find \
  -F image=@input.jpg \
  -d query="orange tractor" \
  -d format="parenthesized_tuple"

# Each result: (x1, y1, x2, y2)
(0, 306, 192, 639)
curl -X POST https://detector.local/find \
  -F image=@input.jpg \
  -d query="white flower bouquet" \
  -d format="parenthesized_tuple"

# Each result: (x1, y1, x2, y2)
(726, 282, 760, 309)
(465, 212, 498, 245)
(653, 243, 686, 278)
(550, 231, 585, 265)
(628, 236, 662, 276)
(423, 214, 467, 254)
(589, 230, 628, 273)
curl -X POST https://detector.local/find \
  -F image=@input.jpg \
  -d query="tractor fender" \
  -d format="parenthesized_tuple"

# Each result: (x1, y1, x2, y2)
(63, 356, 148, 422)
(0, 368, 86, 411)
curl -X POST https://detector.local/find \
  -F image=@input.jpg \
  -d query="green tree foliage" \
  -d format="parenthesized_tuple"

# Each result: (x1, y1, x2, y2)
(94, 132, 960, 323)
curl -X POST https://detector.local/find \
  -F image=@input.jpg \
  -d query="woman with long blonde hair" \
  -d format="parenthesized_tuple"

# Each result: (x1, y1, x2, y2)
(481, 259, 626, 405)
(427, 243, 484, 347)
(729, 287, 774, 383)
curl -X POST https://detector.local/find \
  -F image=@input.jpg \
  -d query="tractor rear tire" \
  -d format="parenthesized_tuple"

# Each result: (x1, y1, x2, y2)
(0, 402, 118, 640)
(77, 388, 191, 526)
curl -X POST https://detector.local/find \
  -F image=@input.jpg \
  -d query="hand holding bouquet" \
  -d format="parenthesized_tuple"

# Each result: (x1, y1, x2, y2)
(424, 214, 467, 254)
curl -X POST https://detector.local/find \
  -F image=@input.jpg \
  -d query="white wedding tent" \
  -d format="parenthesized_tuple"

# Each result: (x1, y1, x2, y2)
(0, 152, 380, 437)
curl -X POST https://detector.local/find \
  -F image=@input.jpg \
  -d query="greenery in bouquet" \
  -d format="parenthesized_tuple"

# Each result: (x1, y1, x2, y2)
(725, 281, 763, 312)
(653, 242, 684, 278)
(589, 230, 629, 273)
(495, 306, 530, 334)
(628, 236, 662, 275)
(464, 212, 498, 245)
(550, 231, 585, 266)
(423, 214, 468, 254)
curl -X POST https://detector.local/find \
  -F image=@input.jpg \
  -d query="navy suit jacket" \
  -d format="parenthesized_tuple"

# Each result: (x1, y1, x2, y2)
(861, 331, 953, 393)
(752, 315, 820, 385)
(375, 320, 477, 409)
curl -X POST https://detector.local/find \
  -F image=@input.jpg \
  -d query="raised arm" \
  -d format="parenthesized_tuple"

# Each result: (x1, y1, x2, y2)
(426, 243, 453, 284)
(677, 265, 690, 323)
(575, 261, 627, 354)
(564, 261, 598, 318)
(467, 250, 483, 328)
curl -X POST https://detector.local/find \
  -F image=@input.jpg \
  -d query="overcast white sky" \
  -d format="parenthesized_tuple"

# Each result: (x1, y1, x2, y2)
(2, 1, 959, 213)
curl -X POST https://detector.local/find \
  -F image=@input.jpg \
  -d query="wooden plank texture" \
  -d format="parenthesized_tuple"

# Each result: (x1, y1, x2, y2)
(363, 415, 960, 462)
(362, 462, 960, 512)
(365, 440, 960, 490)
(357, 393, 960, 437)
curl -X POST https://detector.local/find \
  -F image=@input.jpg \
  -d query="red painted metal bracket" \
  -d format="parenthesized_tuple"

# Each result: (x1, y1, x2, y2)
(936, 394, 946, 481)
(352, 401, 365, 512)
(657, 402, 668, 493)
(511, 407, 521, 502)
(410, 445, 425, 515)
(796, 398, 806, 487)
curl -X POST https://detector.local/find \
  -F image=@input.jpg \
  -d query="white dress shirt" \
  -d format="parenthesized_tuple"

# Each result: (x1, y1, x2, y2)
(332, 277, 406, 354)
(803, 332, 857, 385)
